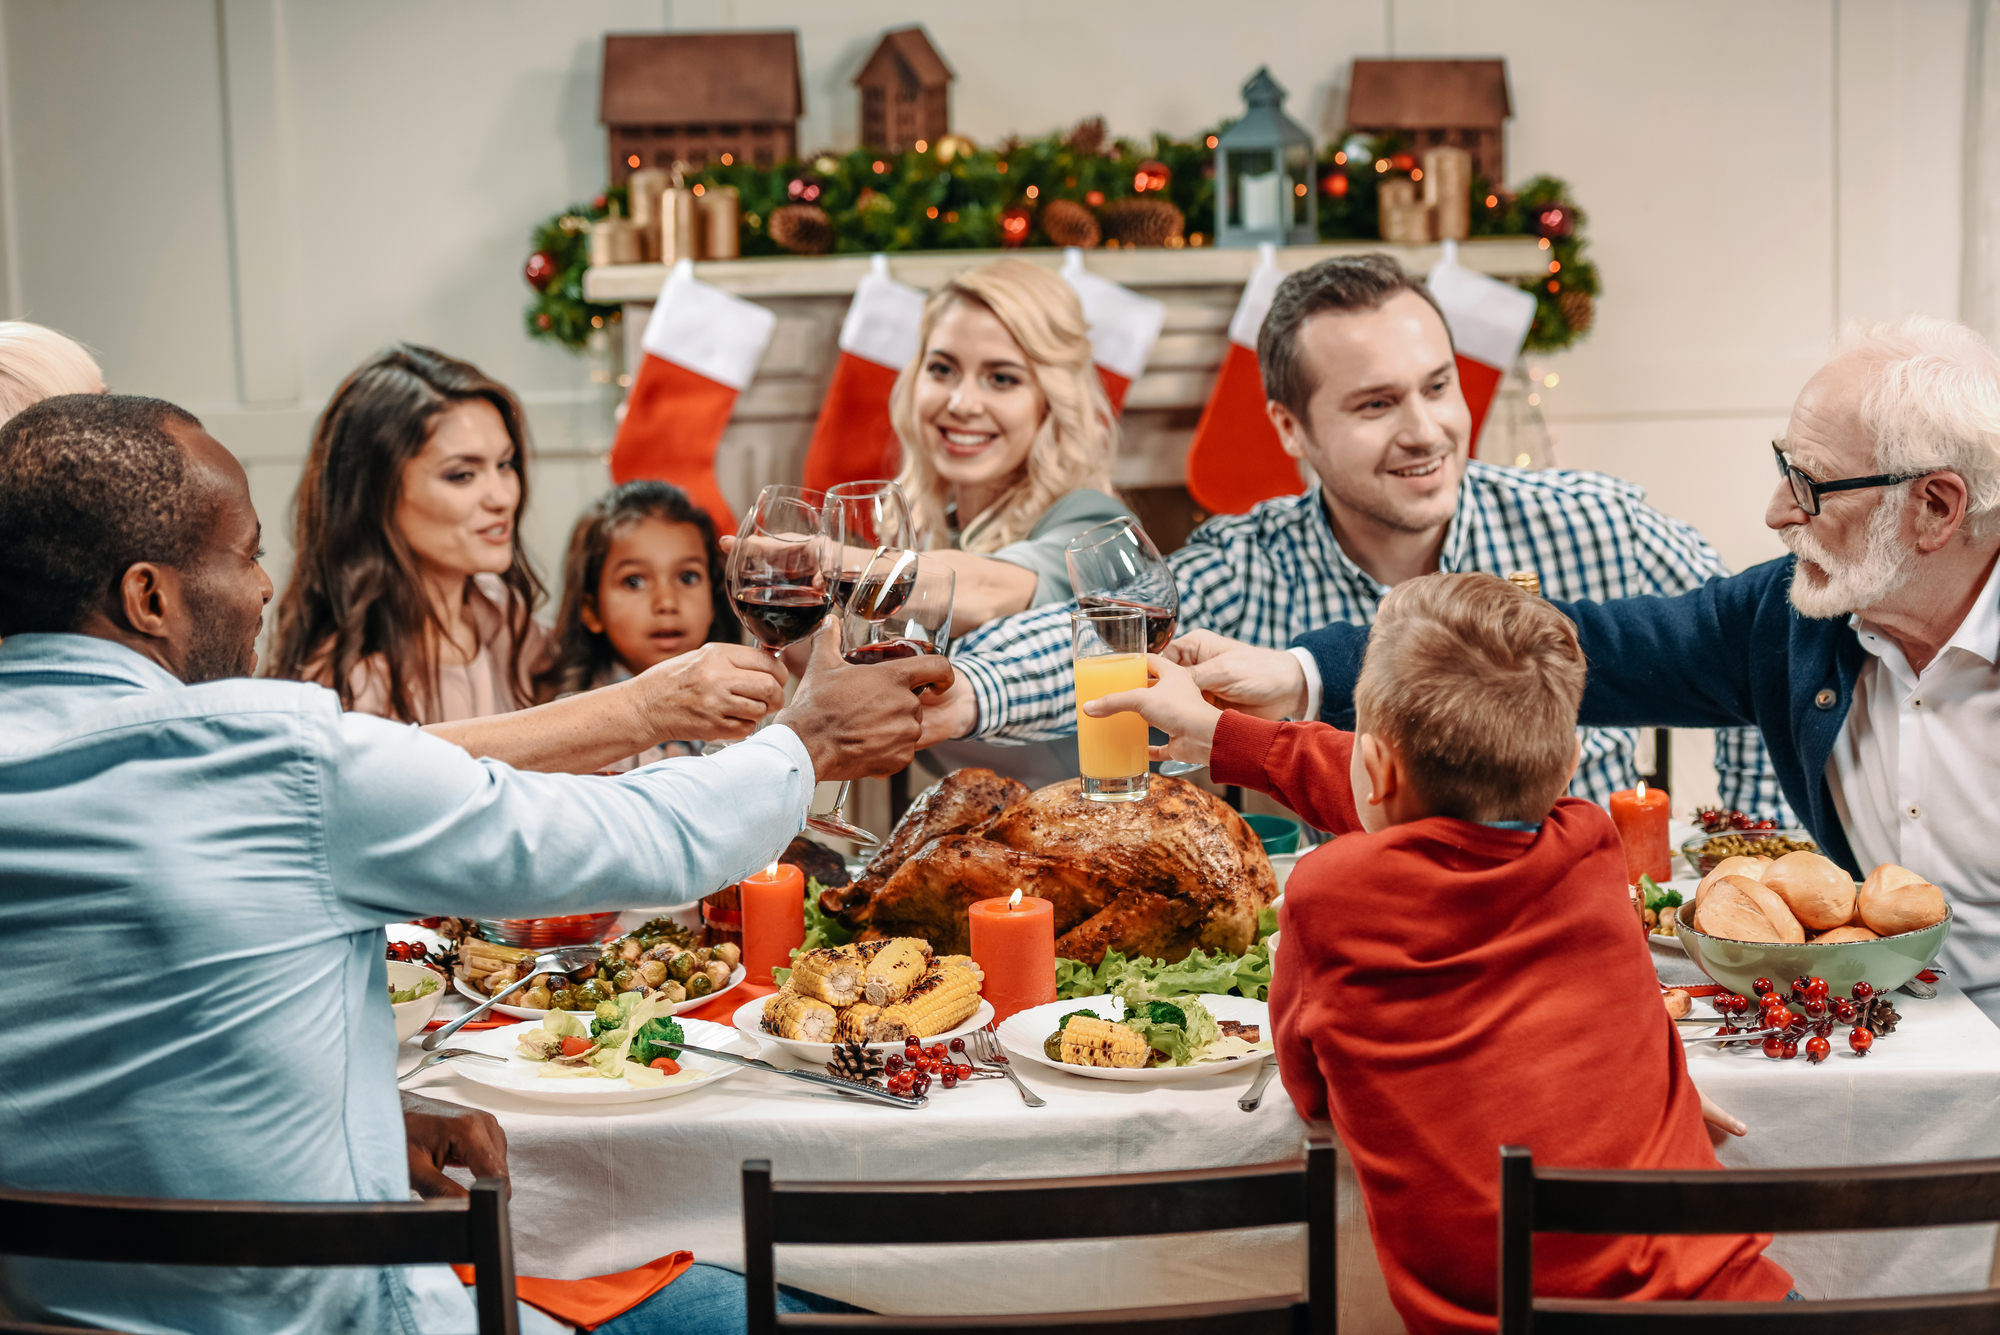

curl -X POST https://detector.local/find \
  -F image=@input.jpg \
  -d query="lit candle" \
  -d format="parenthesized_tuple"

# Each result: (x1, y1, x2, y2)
(967, 890, 1055, 1023)
(1607, 780, 1672, 887)
(741, 862, 805, 985)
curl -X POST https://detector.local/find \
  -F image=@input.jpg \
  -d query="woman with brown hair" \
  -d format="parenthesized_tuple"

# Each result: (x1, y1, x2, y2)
(269, 344, 548, 721)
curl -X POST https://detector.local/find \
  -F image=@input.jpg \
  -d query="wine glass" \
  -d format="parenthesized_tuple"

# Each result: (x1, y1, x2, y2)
(805, 550, 955, 846)
(727, 488, 830, 657)
(1064, 519, 1200, 775)
(821, 480, 916, 614)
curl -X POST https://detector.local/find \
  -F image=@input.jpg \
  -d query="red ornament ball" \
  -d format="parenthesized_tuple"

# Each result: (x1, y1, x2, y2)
(1322, 171, 1350, 199)
(1133, 160, 1170, 193)
(1390, 153, 1416, 172)
(1000, 206, 1032, 247)
(524, 251, 559, 292)
(786, 175, 823, 204)
(1533, 204, 1575, 239)
(534, 312, 552, 331)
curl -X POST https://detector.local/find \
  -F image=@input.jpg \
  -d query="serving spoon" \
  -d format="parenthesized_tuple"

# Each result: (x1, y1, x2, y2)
(422, 943, 605, 1051)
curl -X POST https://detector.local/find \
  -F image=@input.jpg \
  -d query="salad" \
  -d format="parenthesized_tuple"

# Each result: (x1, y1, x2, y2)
(1055, 941, 1272, 1005)
(513, 991, 696, 1087)
(389, 974, 440, 1005)
(1045, 993, 1271, 1070)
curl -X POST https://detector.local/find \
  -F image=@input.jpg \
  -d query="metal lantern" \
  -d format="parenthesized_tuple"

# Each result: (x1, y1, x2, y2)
(1214, 67, 1316, 248)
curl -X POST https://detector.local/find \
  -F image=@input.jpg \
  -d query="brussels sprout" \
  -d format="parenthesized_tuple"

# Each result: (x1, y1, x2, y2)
(667, 952, 697, 982)
(576, 981, 611, 1007)
(619, 939, 642, 962)
(703, 961, 731, 991)
(614, 969, 641, 992)
(685, 971, 713, 998)
(522, 985, 553, 1011)
(659, 980, 687, 1005)
(712, 942, 742, 969)
(638, 959, 668, 988)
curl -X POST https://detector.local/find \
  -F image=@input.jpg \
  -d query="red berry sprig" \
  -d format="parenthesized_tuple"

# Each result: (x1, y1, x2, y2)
(1718, 977, 1898, 1061)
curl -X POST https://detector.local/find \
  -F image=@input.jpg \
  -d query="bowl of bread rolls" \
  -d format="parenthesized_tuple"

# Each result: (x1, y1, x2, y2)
(1674, 851, 1950, 997)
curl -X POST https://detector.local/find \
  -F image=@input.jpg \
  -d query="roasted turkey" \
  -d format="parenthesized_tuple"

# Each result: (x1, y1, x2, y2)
(820, 769, 1277, 964)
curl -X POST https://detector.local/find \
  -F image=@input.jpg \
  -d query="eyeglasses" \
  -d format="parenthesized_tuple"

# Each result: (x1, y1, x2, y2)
(1771, 441, 1930, 516)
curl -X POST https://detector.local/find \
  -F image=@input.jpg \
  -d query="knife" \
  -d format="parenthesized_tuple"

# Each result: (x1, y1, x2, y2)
(673, 1042, 927, 1109)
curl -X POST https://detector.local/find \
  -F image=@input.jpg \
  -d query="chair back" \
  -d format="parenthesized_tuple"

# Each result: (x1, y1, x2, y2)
(0, 1179, 518, 1335)
(744, 1125, 1338, 1334)
(1498, 1144, 2000, 1333)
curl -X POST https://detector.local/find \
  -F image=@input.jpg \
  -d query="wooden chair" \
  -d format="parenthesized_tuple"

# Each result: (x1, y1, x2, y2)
(741, 1125, 1337, 1334)
(1498, 1144, 2000, 1332)
(0, 1179, 519, 1335)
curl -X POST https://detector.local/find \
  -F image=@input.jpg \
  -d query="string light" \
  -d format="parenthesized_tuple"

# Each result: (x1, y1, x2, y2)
(1544, 374, 1559, 388)
(1026, 184, 1039, 199)
(627, 155, 641, 169)
(720, 153, 734, 166)
(926, 206, 939, 218)
(692, 183, 705, 196)
(1205, 135, 1219, 148)
(1411, 168, 1423, 182)
(873, 160, 887, 174)
(997, 161, 1009, 173)
(1538, 237, 1551, 250)
(1528, 393, 1541, 406)
(1335, 151, 1348, 165)
(1375, 159, 1390, 173)
(1548, 260, 1560, 273)
(1294, 182, 1308, 197)
(1485, 194, 1498, 207)
(915, 139, 928, 153)
(1515, 452, 1532, 467)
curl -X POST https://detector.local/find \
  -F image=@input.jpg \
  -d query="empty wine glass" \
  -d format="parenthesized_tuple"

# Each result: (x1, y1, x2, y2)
(1064, 518, 1200, 776)
(805, 550, 955, 846)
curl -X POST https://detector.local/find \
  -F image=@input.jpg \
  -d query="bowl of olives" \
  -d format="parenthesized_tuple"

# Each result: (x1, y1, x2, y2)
(1680, 829, 1819, 877)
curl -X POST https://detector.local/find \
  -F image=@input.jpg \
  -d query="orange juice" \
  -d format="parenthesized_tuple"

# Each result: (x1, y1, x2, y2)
(1074, 652, 1149, 779)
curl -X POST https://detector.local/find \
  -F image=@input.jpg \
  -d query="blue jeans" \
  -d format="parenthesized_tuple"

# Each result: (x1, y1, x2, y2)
(594, 1263, 863, 1335)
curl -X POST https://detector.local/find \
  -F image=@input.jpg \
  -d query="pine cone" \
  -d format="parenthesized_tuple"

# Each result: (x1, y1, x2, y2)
(1100, 198, 1184, 248)
(826, 1040, 884, 1084)
(1041, 199, 1100, 249)
(770, 204, 833, 255)
(1557, 289, 1594, 334)
(1064, 116, 1109, 157)
(1864, 996, 1901, 1037)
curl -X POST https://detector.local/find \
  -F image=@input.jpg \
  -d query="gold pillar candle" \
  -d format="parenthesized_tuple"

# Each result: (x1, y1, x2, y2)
(1377, 177, 1431, 244)
(1422, 147, 1472, 242)
(659, 184, 699, 263)
(699, 185, 741, 260)
(1507, 570, 1542, 597)
(626, 167, 669, 262)
(589, 218, 643, 267)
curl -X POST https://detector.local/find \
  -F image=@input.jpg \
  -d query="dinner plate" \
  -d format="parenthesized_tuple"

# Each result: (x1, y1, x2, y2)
(453, 965, 747, 1021)
(1647, 881, 1701, 954)
(443, 1015, 750, 1105)
(997, 994, 1273, 1083)
(732, 995, 995, 1062)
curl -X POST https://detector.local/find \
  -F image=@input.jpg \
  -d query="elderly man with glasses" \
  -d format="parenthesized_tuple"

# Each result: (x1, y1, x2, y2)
(1193, 313, 2000, 1017)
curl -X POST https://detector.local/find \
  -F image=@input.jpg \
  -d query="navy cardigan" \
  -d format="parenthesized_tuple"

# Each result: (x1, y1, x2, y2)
(1290, 555, 1872, 876)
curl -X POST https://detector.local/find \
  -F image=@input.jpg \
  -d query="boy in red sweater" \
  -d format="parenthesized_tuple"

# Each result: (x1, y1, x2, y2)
(1085, 572, 1791, 1334)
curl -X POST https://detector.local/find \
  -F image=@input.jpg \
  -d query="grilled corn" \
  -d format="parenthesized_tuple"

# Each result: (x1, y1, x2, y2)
(866, 965, 981, 1041)
(786, 945, 867, 1006)
(762, 989, 838, 1043)
(836, 1002, 882, 1044)
(1059, 1015, 1152, 1068)
(936, 954, 984, 984)
(861, 938, 932, 1005)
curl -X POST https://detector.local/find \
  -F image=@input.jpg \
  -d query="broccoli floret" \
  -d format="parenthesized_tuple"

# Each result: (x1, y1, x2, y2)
(632, 1016, 686, 1064)
(1146, 1001, 1187, 1028)
(1055, 1010, 1096, 1032)
(590, 999, 627, 1039)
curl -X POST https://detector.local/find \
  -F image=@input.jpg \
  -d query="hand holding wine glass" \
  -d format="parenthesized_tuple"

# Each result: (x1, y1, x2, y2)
(1064, 518, 1200, 774)
(727, 488, 830, 656)
(776, 621, 955, 785)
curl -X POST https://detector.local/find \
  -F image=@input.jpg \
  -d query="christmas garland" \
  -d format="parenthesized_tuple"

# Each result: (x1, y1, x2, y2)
(523, 123, 1596, 355)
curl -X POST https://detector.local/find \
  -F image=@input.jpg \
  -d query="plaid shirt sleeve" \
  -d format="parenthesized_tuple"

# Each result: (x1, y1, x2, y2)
(1611, 491, 1795, 823)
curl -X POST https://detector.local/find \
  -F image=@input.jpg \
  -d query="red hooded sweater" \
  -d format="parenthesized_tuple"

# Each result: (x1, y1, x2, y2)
(1211, 712, 1791, 1334)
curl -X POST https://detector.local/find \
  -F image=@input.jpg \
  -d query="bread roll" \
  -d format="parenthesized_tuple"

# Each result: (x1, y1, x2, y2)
(1813, 925, 1881, 944)
(1761, 851, 1857, 932)
(1858, 864, 1948, 936)
(1735, 876, 1807, 943)
(1696, 879, 1786, 943)
(1695, 854, 1770, 907)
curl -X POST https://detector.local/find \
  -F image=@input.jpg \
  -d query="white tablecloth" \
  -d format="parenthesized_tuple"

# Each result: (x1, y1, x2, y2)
(1655, 938, 2000, 1299)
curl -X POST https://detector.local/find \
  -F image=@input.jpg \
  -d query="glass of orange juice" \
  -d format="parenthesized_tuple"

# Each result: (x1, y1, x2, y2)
(1072, 606, 1149, 802)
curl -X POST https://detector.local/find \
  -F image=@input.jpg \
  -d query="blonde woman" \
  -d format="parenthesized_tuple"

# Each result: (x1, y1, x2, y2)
(0, 322, 105, 424)
(888, 258, 1132, 634)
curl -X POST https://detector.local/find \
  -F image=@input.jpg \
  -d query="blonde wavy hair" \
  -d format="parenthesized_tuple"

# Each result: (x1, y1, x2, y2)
(889, 259, 1117, 552)
(0, 322, 104, 425)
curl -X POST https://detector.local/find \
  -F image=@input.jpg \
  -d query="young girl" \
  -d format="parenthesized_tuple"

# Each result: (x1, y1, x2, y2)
(535, 480, 741, 770)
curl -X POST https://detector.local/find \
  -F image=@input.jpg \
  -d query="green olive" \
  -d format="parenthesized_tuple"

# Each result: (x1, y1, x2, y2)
(1043, 1033, 1064, 1062)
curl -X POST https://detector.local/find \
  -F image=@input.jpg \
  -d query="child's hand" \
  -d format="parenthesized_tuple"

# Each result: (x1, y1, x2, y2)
(1081, 654, 1223, 767)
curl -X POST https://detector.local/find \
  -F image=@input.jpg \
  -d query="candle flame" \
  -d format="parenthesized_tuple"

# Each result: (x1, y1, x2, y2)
(763, 861, 779, 878)
(1635, 780, 1647, 800)
(1008, 889, 1023, 911)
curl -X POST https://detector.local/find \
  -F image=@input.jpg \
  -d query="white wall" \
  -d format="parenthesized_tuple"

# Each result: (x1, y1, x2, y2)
(0, 0, 1974, 803)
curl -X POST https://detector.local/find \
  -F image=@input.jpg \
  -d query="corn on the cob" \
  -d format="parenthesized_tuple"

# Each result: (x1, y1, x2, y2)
(762, 989, 838, 1043)
(865, 965, 981, 1041)
(786, 944, 866, 1006)
(936, 954, 984, 985)
(1060, 1015, 1152, 1068)
(836, 1002, 882, 1043)
(861, 938, 932, 1005)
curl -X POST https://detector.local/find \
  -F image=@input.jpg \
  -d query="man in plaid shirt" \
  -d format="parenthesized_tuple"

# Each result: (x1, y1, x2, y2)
(924, 254, 1789, 817)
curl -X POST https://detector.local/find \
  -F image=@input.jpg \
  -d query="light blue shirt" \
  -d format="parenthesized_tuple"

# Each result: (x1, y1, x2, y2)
(0, 633, 813, 1334)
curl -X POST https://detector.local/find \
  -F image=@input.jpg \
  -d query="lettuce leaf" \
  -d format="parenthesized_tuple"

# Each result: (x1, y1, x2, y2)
(798, 877, 854, 953)
(389, 974, 440, 1005)
(1120, 995, 1221, 1066)
(1054, 943, 1271, 1003)
(541, 1008, 586, 1039)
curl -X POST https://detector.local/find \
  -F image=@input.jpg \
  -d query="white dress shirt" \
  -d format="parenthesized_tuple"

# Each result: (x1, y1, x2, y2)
(1828, 556, 2000, 1016)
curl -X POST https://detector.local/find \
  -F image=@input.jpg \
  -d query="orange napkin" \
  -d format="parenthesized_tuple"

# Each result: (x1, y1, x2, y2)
(687, 978, 777, 1025)
(454, 1252, 695, 1329)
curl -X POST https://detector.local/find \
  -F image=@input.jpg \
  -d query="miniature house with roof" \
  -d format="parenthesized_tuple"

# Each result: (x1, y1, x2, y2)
(600, 30, 803, 184)
(1343, 58, 1511, 185)
(853, 26, 953, 152)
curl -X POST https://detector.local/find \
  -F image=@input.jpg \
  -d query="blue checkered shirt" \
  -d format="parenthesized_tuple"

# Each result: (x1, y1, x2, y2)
(952, 461, 1792, 818)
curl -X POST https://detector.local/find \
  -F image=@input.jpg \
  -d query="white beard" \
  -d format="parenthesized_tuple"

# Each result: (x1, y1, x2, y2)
(1782, 491, 1915, 618)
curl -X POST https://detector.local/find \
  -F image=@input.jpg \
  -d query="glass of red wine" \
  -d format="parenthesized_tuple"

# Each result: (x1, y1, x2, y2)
(727, 488, 831, 657)
(805, 549, 955, 846)
(822, 480, 916, 596)
(1063, 518, 1200, 775)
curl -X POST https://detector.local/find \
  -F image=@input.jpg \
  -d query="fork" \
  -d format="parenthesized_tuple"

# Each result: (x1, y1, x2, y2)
(970, 1026, 1045, 1108)
(398, 1047, 508, 1085)
(423, 942, 605, 1050)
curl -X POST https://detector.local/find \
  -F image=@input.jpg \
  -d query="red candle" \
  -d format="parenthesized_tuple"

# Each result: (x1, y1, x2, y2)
(741, 862, 805, 985)
(968, 891, 1055, 1023)
(1608, 781, 1671, 886)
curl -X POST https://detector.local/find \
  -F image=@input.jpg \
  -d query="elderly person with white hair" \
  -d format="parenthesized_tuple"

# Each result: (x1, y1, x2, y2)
(1204, 313, 2000, 1015)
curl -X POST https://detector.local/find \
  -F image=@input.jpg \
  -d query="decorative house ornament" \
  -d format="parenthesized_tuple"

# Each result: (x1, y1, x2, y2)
(600, 31, 803, 184)
(854, 26, 953, 152)
(1214, 68, 1316, 249)
(1343, 59, 1511, 185)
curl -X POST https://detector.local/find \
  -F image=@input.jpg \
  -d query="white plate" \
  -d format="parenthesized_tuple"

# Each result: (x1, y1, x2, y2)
(997, 994, 1273, 1083)
(442, 1015, 751, 1105)
(733, 995, 995, 1062)
(1646, 882, 1701, 954)
(453, 965, 746, 1021)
